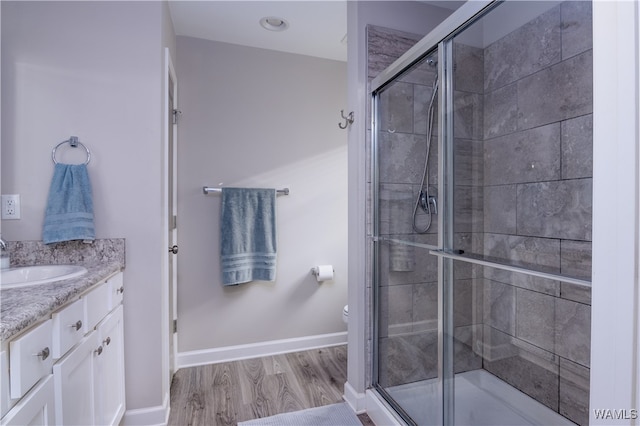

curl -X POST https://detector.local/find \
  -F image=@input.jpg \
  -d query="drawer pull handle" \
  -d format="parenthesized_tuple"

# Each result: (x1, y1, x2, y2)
(116, 286, 124, 294)
(95, 345, 103, 356)
(70, 320, 83, 331)
(103, 337, 111, 346)
(35, 347, 50, 361)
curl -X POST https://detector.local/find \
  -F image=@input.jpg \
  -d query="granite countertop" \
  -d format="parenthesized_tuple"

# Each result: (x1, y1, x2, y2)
(0, 238, 125, 342)
(1, 261, 124, 341)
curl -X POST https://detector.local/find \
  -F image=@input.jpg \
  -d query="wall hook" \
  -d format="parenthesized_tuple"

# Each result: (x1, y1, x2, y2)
(338, 110, 354, 129)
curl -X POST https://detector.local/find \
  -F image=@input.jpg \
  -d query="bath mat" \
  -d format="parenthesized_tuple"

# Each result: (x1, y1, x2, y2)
(238, 402, 361, 426)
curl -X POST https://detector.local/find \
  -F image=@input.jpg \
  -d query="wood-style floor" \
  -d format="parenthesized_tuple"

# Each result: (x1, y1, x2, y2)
(168, 345, 371, 426)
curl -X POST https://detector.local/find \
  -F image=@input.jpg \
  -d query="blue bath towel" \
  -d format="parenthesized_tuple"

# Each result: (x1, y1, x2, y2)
(42, 163, 95, 244)
(220, 188, 277, 285)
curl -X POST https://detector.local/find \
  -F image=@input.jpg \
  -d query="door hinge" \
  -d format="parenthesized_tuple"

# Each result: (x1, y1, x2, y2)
(172, 215, 177, 230)
(172, 109, 182, 124)
(173, 319, 178, 333)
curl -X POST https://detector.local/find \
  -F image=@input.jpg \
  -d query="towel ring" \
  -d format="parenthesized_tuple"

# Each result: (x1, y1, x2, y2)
(52, 137, 91, 165)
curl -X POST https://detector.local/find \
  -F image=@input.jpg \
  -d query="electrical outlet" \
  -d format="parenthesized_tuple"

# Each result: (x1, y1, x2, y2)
(1, 194, 21, 220)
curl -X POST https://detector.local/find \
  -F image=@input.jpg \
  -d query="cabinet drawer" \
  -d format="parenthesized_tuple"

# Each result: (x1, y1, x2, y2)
(9, 320, 53, 399)
(1, 375, 55, 426)
(84, 282, 110, 331)
(51, 299, 85, 359)
(108, 273, 124, 308)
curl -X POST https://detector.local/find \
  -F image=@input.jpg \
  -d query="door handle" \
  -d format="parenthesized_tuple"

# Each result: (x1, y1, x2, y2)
(169, 245, 179, 254)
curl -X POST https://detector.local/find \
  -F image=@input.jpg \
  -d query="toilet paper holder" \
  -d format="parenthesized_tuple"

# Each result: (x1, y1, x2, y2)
(310, 265, 334, 282)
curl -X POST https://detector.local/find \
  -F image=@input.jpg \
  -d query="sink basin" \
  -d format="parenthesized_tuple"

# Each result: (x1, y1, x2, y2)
(1, 265, 88, 289)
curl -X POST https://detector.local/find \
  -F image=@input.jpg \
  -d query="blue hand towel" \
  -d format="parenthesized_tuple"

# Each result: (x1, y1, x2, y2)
(42, 163, 95, 244)
(220, 188, 277, 285)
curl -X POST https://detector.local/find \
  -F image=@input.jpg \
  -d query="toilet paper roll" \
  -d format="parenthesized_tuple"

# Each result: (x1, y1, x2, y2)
(313, 265, 334, 282)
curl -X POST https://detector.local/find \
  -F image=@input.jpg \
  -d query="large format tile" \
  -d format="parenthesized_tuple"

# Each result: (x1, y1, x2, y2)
(454, 91, 483, 140)
(555, 298, 591, 367)
(483, 83, 518, 140)
(378, 133, 429, 186)
(454, 43, 484, 94)
(379, 235, 438, 286)
(454, 186, 484, 233)
(378, 283, 414, 337)
(518, 50, 593, 130)
(560, 240, 592, 280)
(378, 332, 438, 387)
(483, 185, 517, 234)
(454, 138, 483, 187)
(367, 25, 422, 80)
(482, 234, 561, 296)
(483, 279, 516, 335)
(561, 1, 593, 60)
(482, 326, 560, 412)
(484, 5, 561, 91)
(454, 324, 483, 373)
(484, 123, 561, 185)
(516, 288, 555, 352)
(378, 81, 414, 134)
(378, 183, 413, 235)
(413, 281, 438, 332)
(559, 358, 590, 426)
(562, 114, 593, 179)
(516, 178, 593, 241)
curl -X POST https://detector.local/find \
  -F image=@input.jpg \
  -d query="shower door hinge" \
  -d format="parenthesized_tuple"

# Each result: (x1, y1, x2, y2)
(172, 109, 182, 124)
(173, 319, 178, 333)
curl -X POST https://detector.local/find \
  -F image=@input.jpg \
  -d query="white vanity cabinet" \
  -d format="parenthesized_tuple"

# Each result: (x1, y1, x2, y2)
(53, 272, 125, 426)
(0, 271, 125, 426)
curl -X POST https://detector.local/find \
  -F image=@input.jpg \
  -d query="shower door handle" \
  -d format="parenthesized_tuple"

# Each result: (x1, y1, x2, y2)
(169, 245, 179, 254)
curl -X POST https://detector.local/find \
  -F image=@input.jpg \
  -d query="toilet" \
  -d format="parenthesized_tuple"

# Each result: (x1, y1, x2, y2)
(342, 305, 349, 324)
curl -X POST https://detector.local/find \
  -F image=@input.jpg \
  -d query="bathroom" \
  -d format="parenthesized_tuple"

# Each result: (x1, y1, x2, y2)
(1, 1, 638, 425)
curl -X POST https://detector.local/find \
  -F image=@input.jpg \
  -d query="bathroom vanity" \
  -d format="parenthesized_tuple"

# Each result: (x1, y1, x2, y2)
(0, 239, 125, 426)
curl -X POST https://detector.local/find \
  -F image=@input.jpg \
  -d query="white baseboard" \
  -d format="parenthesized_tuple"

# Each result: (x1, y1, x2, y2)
(343, 381, 367, 414)
(366, 389, 404, 426)
(177, 332, 348, 369)
(122, 392, 170, 426)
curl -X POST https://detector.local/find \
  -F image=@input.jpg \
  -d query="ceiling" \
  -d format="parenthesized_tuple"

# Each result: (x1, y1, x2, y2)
(168, 1, 465, 63)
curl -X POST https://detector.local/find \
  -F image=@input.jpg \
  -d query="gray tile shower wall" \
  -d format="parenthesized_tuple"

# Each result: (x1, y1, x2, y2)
(471, 2, 593, 425)
(368, 2, 592, 423)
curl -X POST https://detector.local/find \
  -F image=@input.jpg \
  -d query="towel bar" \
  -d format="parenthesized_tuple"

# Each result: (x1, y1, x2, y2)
(203, 187, 289, 195)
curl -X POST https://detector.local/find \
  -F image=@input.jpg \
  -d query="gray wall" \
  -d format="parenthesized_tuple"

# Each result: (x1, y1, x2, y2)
(1, 0, 175, 416)
(175, 36, 349, 352)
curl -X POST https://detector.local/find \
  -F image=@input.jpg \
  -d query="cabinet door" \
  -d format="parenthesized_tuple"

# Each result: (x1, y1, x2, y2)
(0, 375, 55, 426)
(52, 332, 99, 426)
(94, 305, 125, 426)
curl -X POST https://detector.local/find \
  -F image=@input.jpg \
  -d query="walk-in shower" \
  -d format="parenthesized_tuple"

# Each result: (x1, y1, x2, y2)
(370, 1, 592, 425)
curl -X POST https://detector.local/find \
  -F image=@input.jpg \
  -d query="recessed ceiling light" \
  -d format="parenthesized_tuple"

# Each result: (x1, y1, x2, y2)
(259, 16, 289, 32)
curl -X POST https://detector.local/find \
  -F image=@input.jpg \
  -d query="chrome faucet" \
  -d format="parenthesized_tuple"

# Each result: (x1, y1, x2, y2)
(0, 236, 9, 269)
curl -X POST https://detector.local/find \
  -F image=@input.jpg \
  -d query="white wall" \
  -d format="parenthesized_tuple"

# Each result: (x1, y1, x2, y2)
(1, 1, 172, 419)
(590, 0, 640, 423)
(175, 37, 348, 355)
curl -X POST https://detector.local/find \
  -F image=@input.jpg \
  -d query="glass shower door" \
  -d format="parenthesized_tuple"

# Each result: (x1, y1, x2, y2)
(372, 50, 443, 426)
(371, 1, 593, 425)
